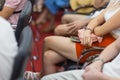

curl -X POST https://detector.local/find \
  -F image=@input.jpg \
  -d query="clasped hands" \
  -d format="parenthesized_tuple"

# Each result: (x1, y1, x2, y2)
(78, 28, 103, 46)
(82, 60, 104, 80)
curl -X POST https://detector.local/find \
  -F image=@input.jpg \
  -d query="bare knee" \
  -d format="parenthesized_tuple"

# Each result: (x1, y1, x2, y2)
(43, 51, 55, 64)
(61, 15, 70, 24)
(54, 25, 67, 36)
(44, 36, 54, 50)
(44, 36, 55, 45)
(54, 25, 62, 36)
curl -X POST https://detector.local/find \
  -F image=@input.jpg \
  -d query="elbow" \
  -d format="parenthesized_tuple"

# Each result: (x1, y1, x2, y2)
(94, 27, 103, 36)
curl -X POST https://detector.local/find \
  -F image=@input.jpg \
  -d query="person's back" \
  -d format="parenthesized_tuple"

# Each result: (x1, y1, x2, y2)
(0, 16, 18, 80)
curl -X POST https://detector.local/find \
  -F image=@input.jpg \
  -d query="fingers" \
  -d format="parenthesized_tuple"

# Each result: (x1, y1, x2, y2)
(80, 30, 92, 46)
(68, 26, 78, 34)
(81, 35, 91, 46)
(67, 23, 78, 34)
(67, 22, 74, 27)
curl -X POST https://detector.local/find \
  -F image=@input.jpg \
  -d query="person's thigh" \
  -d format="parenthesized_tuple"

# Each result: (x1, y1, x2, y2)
(44, 36, 77, 61)
(41, 70, 84, 80)
(54, 24, 72, 36)
(62, 14, 90, 23)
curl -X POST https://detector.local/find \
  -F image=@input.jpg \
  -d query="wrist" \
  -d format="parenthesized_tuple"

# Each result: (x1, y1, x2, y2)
(85, 27, 93, 33)
(92, 57, 105, 64)
(92, 58, 104, 71)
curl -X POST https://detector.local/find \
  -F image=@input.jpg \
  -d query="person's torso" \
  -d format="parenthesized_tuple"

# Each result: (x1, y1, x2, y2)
(5, 0, 27, 29)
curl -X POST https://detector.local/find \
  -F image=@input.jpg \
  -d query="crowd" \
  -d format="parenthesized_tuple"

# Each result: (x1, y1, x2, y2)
(0, 0, 120, 80)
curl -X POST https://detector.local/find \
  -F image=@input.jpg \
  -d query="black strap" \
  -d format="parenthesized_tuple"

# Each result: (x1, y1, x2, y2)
(0, 0, 5, 11)
(13, 10, 22, 14)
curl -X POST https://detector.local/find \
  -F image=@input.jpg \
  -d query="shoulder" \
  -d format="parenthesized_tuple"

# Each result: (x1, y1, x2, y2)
(0, 17, 13, 32)
(4, 0, 22, 8)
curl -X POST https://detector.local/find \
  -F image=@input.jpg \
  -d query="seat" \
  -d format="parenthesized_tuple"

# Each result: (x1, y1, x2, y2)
(10, 26, 33, 80)
(15, 0, 32, 43)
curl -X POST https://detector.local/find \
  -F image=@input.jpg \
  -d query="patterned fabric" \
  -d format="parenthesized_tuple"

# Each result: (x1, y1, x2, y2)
(45, 0, 69, 14)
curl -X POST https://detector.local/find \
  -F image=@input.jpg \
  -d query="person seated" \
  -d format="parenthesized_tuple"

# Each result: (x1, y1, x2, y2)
(41, 36, 120, 80)
(0, 16, 18, 80)
(24, 0, 120, 79)
(0, 0, 27, 29)
(0, 1, 18, 79)
(54, 0, 110, 36)
(32, 0, 70, 32)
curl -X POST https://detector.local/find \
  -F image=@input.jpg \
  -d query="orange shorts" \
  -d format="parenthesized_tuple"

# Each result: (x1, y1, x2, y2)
(76, 34, 115, 60)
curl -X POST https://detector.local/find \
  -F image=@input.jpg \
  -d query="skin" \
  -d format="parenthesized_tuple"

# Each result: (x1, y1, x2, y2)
(61, 14, 90, 24)
(82, 37, 120, 80)
(40, 37, 120, 80)
(25, 0, 120, 79)
(93, 0, 109, 9)
(54, 19, 91, 36)
(41, 6, 120, 76)
(81, 5, 120, 46)
(0, 6, 15, 19)
(42, 0, 120, 76)
(54, 0, 110, 36)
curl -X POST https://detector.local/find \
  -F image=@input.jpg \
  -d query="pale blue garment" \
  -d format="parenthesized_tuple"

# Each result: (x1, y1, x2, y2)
(44, 0, 69, 15)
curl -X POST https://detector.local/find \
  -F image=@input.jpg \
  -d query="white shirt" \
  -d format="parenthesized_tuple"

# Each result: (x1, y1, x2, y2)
(103, 53, 120, 78)
(0, 17, 18, 80)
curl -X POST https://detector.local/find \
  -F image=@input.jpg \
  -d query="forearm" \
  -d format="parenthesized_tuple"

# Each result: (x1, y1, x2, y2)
(94, 11, 120, 36)
(86, 10, 106, 32)
(94, 0, 109, 9)
(108, 78, 120, 80)
(86, 2, 116, 34)
(98, 38, 120, 63)
(84, 18, 92, 26)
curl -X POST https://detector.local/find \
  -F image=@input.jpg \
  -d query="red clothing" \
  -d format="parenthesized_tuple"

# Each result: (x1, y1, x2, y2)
(76, 34, 115, 63)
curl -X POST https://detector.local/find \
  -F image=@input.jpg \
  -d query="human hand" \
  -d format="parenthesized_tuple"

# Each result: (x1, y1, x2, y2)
(80, 29, 92, 46)
(93, 0, 109, 9)
(82, 67, 103, 80)
(70, 20, 87, 29)
(66, 22, 78, 35)
(66, 20, 87, 35)
(33, 0, 44, 12)
(93, 0, 103, 9)
(78, 28, 103, 46)
(85, 60, 103, 72)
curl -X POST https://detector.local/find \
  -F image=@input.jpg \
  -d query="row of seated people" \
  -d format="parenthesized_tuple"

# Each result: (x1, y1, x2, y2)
(0, 0, 69, 79)
(31, 0, 109, 36)
(24, 0, 120, 80)
(0, 0, 120, 80)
